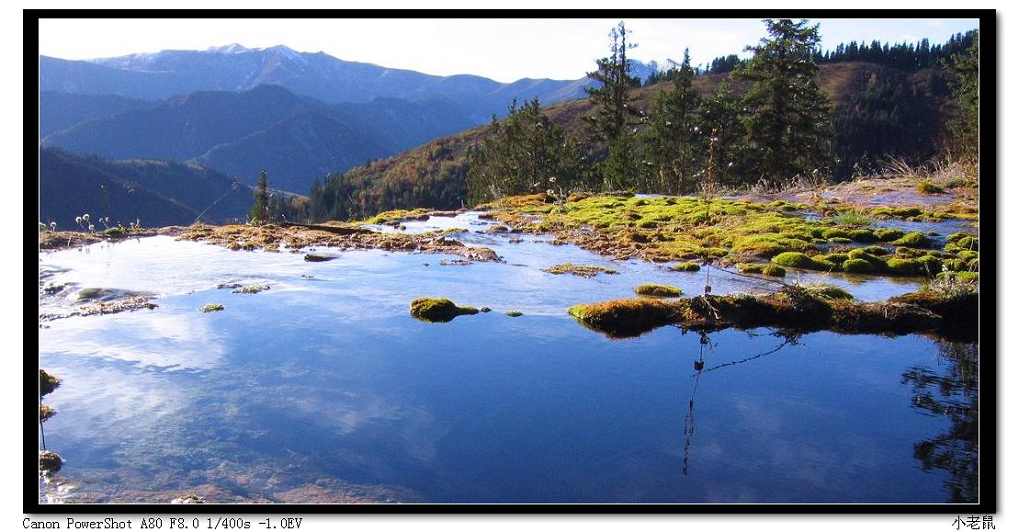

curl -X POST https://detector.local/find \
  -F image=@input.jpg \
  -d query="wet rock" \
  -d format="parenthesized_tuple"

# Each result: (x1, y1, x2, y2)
(505, 311, 523, 317)
(232, 284, 270, 294)
(216, 282, 243, 290)
(409, 298, 479, 323)
(304, 252, 339, 262)
(39, 450, 63, 473)
(200, 304, 225, 313)
(480, 307, 492, 313)
(542, 263, 618, 278)
(439, 259, 471, 266)
(40, 370, 60, 396)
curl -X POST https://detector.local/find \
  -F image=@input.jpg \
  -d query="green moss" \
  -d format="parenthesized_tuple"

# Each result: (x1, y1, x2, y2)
(917, 180, 945, 194)
(200, 303, 225, 313)
(842, 258, 874, 274)
(738, 263, 786, 277)
(891, 231, 931, 248)
(874, 228, 905, 242)
(861, 245, 890, 256)
(771, 252, 834, 271)
(895, 246, 924, 258)
(955, 236, 979, 250)
(942, 258, 968, 272)
(821, 228, 851, 239)
(635, 283, 683, 297)
(915, 255, 943, 276)
(799, 283, 854, 301)
(828, 237, 853, 244)
(847, 229, 877, 242)
(885, 258, 919, 275)
(103, 226, 126, 238)
(409, 297, 479, 322)
(542, 263, 618, 277)
(670, 261, 701, 272)
(568, 298, 677, 338)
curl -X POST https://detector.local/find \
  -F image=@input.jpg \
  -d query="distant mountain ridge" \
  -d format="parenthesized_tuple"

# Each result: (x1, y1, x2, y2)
(41, 44, 593, 122)
(42, 84, 477, 193)
(39, 147, 253, 229)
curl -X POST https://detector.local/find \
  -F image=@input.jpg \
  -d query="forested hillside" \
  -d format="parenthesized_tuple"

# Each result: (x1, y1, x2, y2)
(39, 147, 253, 228)
(309, 60, 962, 221)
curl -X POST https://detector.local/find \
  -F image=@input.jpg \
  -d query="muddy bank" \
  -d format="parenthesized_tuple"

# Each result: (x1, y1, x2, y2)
(39, 227, 181, 251)
(178, 223, 500, 262)
(569, 284, 977, 340)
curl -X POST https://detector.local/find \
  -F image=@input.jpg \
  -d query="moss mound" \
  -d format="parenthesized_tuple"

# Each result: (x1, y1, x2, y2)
(542, 263, 618, 278)
(891, 231, 931, 248)
(842, 258, 873, 274)
(874, 228, 905, 242)
(771, 252, 834, 271)
(917, 180, 945, 194)
(410, 297, 479, 322)
(885, 258, 919, 275)
(200, 303, 225, 313)
(670, 261, 700, 272)
(799, 283, 854, 301)
(568, 298, 678, 338)
(635, 283, 683, 297)
(738, 263, 787, 277)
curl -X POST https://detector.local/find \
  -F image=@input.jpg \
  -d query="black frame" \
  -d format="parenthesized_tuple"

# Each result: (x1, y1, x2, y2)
(25, 8, 998, 514)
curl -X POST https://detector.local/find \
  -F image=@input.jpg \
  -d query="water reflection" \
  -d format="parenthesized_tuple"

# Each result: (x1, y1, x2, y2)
(902, 340, 978, 503)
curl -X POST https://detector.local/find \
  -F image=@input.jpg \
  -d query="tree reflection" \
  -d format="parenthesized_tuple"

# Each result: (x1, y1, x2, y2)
(901, 340, 978, 503)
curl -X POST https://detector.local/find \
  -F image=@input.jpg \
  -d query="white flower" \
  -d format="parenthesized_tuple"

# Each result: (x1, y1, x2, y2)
(49, 222, 56, 231)
(88, 224, 95, 232)
(75, 216, 82, 225)
(82, 214, 90, 222)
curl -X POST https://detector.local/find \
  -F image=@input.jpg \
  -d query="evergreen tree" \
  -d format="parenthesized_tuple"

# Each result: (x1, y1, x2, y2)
(945, 32, 979, 157)
(250, 170, 269, 224)
(640, 49, 702, 193)
(465, 98, 585, 204)
(698, 80, 747, 187)
(735, 19, 833, 182)
(585, 21, 642, 190)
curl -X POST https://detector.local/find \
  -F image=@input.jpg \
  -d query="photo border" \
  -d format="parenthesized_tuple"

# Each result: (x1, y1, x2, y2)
(24, 7, 998, 514)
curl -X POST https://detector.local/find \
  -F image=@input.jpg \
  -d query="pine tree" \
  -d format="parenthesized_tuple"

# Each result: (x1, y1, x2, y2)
(736, 19, 833, 182)
(640, 49, 702, 193)
(585, 21, 642, 190)
(945, 31, 979, 157)
(250, 170, 269, 224)
(698, 80, 747, 187)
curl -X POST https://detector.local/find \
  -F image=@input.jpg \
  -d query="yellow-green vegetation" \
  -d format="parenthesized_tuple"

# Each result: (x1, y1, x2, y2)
(481, 194, 980, 280)
(634, 283, 683, 297)
(569, 284, 976, 340)
(40, 369, 60, 396)
(670, 261, 701, 272)
(891, 231, 931, 248)
(409, 297, 479, 322)
(738, 263, 786, 277)
(916, 180, 945, 194)
(362, 208, 432, 225)
(200, 303, 225, 313)
(542, 263, 618, 278)
(568, 298, 678, 338)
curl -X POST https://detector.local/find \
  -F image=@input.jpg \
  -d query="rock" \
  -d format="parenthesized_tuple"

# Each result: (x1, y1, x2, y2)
(40, 370, 60, 396)
(232, 284, 270, 294)
(39, 450, 63, 473)
(505, 311, 523, 317)
(409, 298, 479, 323)
(304, 253, 339, 262)
(40, 404, 56, 422)
(200, 304, 225, 313)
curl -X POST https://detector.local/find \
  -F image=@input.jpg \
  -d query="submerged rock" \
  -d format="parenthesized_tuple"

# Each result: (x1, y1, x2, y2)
(39, 450, 62, 473)
(409, 298, 479, 323)
(542, 263, 618, 278)
(304, 252, 339, 262)
(232, 284, 270, 294)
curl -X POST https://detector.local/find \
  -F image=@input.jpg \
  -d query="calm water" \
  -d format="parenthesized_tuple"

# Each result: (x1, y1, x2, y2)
(37, 214, 978, 504)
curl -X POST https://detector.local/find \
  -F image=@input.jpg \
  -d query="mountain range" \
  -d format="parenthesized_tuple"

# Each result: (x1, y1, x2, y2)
(39, 147, 253, 229)
(40, 44, 592, 122)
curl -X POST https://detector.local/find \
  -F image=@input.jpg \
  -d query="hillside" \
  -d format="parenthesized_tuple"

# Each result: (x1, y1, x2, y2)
(39, 147, 253, 229)
(40, 45, 591, 122)
(42, 85, 476, 193)
(39, 91, 153, 137)
(314, 62, 956, 220)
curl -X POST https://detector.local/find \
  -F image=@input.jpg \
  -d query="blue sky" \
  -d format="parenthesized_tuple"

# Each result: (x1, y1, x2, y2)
(39, 18, 979, 82)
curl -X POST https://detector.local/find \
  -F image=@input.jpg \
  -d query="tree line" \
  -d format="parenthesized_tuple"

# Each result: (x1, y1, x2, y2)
(306, 19, 980, 220)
